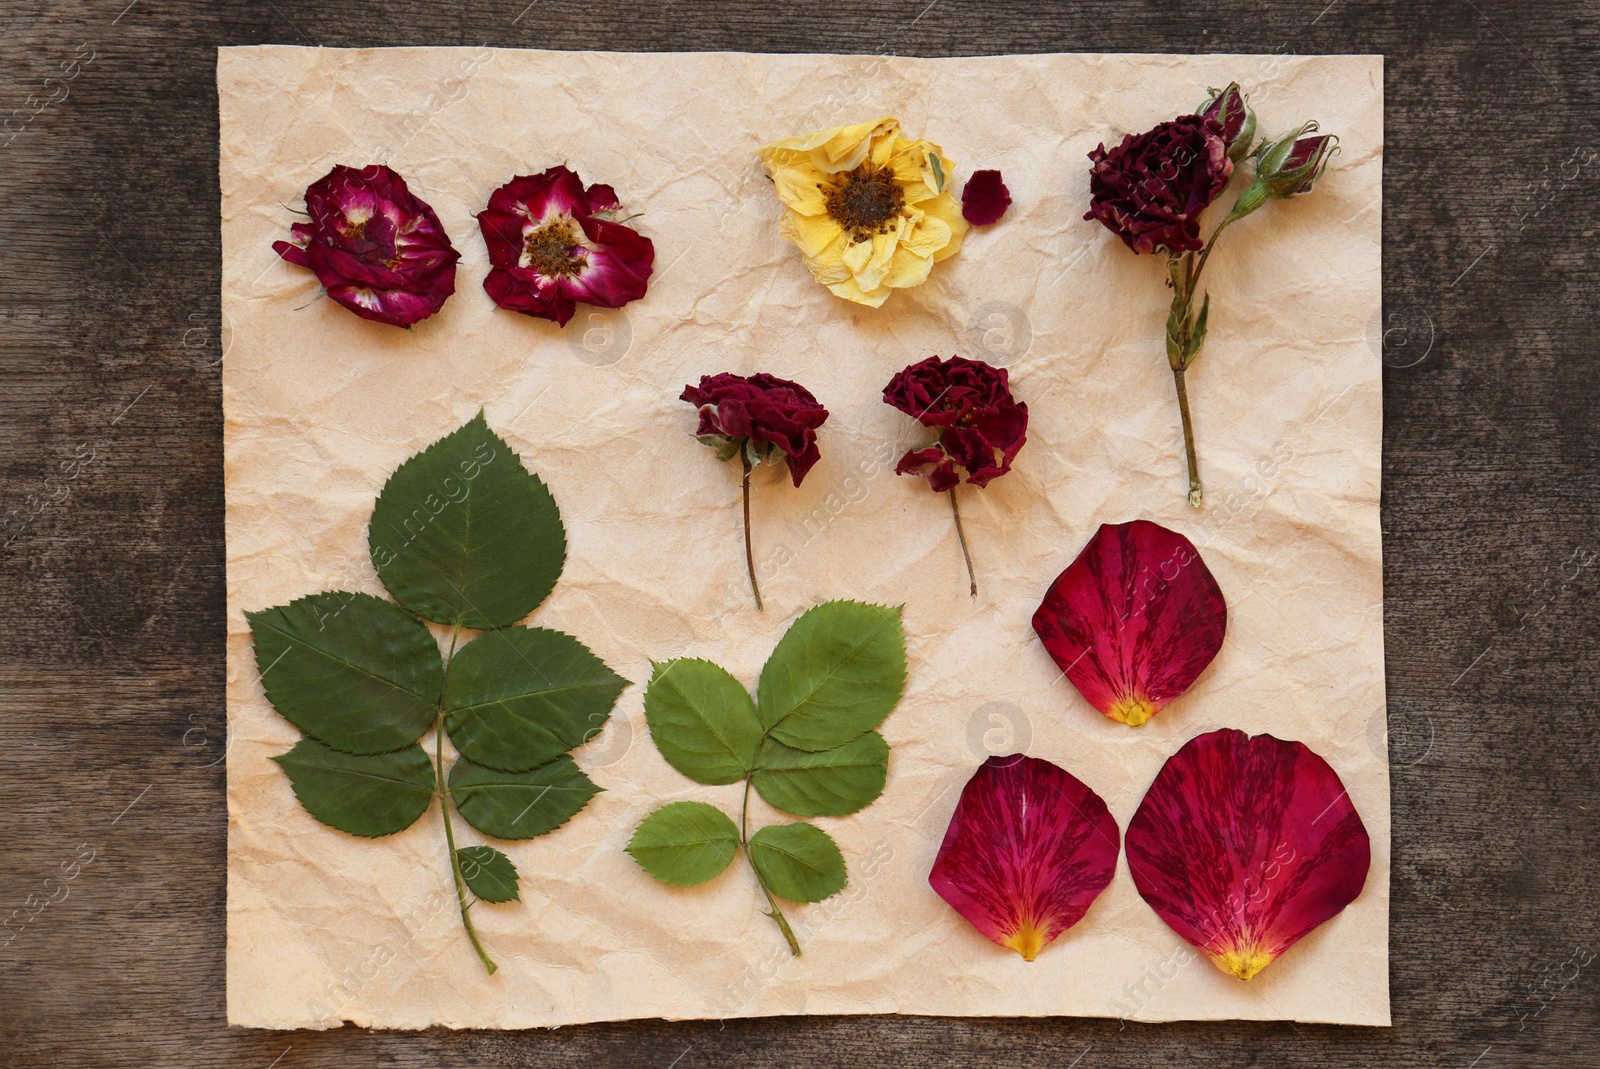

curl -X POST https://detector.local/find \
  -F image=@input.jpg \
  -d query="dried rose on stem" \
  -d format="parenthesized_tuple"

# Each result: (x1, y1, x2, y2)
(1085, 83, 1338, 506)
(883, 355, 1027, 598)
(682, 373, 829, 610)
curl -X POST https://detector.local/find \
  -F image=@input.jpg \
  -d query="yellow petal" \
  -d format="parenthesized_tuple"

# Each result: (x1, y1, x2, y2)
(884, 244, 934, 290)
(826, 274, 891, 308)
(772, 165, 830, 215)
(900, 212, 952, 260)
(757, 117, 898, 175)
(780, 209, 846, 258)
(919, 191, 969, 262)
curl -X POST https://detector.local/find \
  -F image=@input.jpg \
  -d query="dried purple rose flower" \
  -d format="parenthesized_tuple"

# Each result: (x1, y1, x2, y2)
(1200, 82, 1256, 162)
(273, 164, 460, 328)
(477, 166, 654, 327)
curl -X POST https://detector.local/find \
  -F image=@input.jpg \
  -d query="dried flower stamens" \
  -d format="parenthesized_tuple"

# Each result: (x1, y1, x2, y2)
(825, 165, 906, 242)
(521, 219, 583, 278)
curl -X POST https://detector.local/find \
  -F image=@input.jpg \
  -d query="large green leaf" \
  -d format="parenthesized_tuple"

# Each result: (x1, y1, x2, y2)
(272, 739, 435, 838)
(248, 592, 442, 754)
(448, 754, 600, 840)
(756, 601, 906, 751)
(444, 627, 628, 773)
(456, 845, 520, 903)
(748, 822, 847, 903)
(625, 801, 741, 886)
(750, 732, 889, 817)
(642, 659, 762, 785)
(368, 413, 566, 630)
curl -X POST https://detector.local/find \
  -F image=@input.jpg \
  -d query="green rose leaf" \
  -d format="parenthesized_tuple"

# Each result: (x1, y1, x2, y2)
(642, 658, 763, 785)
(248, 591, 443, 754)
(444, 627, 629, 773)
(748, 822, 847, 904)
(456, 845, 520, 904)
(368, 412, 566, 630)
(750, 732, 889, 818)
(272, 739, 435, 838)
(625, 801, 741, 887)
(756, 601, 907, 751)
(448, 754, 600, 840)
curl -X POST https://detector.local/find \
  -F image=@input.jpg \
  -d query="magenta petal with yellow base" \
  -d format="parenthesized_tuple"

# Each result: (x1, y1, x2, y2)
(1125, 728, 1371, 980)
(1032, 519, 1225, 726)
(928, 755, 1120, 961)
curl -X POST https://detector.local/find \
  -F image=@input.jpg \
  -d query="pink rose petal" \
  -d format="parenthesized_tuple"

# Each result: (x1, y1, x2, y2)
(929, 755, 1120, 961)
(1125, 728, 1371, 980)
(1032, 520, 1226, 726)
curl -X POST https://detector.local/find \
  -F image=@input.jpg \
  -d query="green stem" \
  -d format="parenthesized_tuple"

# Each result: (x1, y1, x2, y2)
(741, 777, 800, 956)
(1173, 365, 1202, 508)
(740, 450, 764, 613)
(948, 486, 976, 599)
(436, 624, 497, 975)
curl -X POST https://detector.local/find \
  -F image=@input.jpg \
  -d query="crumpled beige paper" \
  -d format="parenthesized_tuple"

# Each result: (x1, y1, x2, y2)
(220, 46, 1387, 1029)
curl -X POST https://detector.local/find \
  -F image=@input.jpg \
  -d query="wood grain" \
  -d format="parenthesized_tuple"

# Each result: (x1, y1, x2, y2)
(2, 1, 1597, 1065)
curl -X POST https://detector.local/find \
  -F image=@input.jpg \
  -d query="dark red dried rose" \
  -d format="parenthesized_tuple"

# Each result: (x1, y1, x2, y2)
(273, 164, 460, 328)
(1084, 114, 1234, 255)
(476, 166, 654, 327)
(883, 355, 1028, 489)
(961, 169, 1012, 226)
(681, 372, 828, 487)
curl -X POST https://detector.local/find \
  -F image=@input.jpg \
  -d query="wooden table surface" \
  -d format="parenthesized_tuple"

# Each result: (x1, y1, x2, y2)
(3, 1, 1596, 1065)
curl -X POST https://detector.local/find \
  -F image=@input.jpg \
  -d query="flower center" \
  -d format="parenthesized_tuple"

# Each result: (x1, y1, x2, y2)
(824, 166, 905, 243)
(522, 219, 584, 278)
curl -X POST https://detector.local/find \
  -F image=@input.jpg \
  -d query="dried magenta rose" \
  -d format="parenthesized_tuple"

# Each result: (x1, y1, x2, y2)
(961, 169, 1012, 226)
(476, 166, 654, 327)
(929, 755, 1120, 961)
(1125, 729, 1371, 980)
(273, 164, 460, 328)
(1032, 520, 1225, 726)
(682, 372, 829, 611)
(1084, 114, 1233, 255)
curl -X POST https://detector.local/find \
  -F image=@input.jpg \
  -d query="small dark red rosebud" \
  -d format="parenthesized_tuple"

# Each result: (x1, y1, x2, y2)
(883, 355, 1027, 491)
(1084, 115, 1234, 255)
(1200, 82, 1256, 162)
(961, 170, 1012, 226)
(477, 166, 654, 327)
(272, 164, 460, 328)
(681, 372, 829, 487)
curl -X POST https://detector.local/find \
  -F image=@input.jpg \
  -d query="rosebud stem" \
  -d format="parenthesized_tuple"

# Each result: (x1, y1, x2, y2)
(949, 486, 978, 599)
(740, 450, 764, 612)
(1173, 365, 1203, 507)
